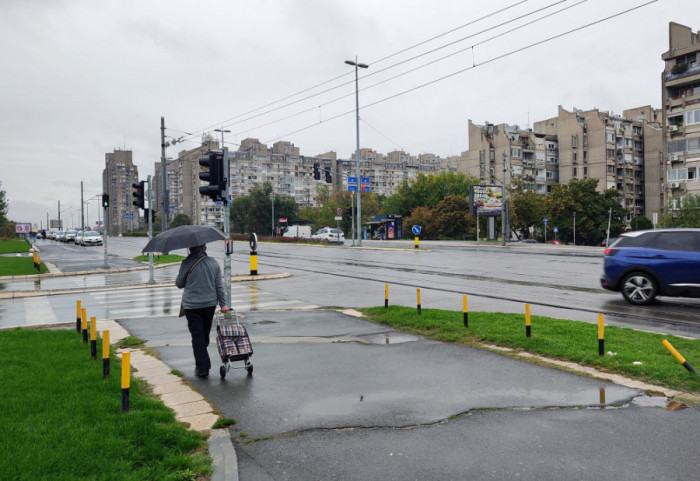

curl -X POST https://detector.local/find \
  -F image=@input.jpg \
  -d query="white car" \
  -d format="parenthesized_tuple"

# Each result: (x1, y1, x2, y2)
(64, 230, 77, 243)
(81, 231, 103, 246)
(311, 227, 345, 244)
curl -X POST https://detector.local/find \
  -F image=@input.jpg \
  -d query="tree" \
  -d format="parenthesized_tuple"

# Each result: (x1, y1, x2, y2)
(170, 213, 191, 228)
(383, 170, 477, 217)
(230, 196, 252, 233)
(660, 194, 700, 228)
(0, 181, 14, 238)
(433, 195, 472, 239)
(229, 183, 300, 235)
(405, 206, 436, 239)
(510, 182, 546, 239)
(631, 215, 653, 231)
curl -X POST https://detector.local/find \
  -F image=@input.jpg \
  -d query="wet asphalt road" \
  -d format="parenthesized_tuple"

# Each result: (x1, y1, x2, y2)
(121, 311, 700, 481)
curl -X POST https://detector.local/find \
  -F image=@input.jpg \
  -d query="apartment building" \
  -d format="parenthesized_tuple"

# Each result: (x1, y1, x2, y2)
(460, 120, 559, 195)
(171, 138, 221, 226)
(662, 22, 700, 203)
(102, 149, 140, 235)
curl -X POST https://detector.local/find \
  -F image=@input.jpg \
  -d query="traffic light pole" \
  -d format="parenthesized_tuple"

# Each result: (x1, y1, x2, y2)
(222, 147, 232, 315)
(102, 204, 109, 269)
(147, 175, 155, 285)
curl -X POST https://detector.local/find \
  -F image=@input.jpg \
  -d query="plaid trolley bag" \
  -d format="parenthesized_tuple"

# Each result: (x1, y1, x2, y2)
(216, 310, 253, 379)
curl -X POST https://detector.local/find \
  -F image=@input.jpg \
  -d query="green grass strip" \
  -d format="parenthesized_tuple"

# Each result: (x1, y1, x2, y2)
(0, 239, 31, 254)
(132, 254, 185, 265)
(361, 306, 700, 394)
(0, 257, 48, 276)
(0, 329, 211, 480)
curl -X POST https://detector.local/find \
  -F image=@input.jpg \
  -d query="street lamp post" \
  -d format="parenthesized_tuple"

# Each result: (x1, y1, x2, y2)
(573, 211, 576, 246)
(345, 57, 368, 246)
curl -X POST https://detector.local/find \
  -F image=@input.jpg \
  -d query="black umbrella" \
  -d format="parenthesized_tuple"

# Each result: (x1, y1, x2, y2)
(142, 225, 227, 254)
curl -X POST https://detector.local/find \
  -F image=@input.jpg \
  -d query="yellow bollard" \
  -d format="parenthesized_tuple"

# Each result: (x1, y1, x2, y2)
(463, 295, 468, 328)
(525, 303, 531, 337)
(662, 339, 696, 374)
(76, 300, 82, 333)
(102, 330, 110, 379)
(414, 236, 419, 249)
(416, 288, 422, 314)
(250, 252, 258, 275)
(121, 352, 131, 412)
(81, 308, 88, 344)
(598, 313, 605, 356)
(384, 284, 389, 308)
(90, 317, 97, 360)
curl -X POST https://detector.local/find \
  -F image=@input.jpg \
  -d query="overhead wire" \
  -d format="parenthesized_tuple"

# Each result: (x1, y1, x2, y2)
(262, 0, 658, 144)
(180, 0, 534, 141)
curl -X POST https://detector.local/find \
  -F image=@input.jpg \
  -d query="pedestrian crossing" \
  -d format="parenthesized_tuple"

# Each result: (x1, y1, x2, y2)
(87, 284, 317, 320)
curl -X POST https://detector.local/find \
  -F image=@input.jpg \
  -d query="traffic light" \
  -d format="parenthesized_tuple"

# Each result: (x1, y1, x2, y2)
(313, 163, 320, 180)
(325, 167, 332, 183)
(132, 181, 145, 209)
(102, 193, 109, 208)
(199, 151, 225, 201)
(144, 208, 157, 222)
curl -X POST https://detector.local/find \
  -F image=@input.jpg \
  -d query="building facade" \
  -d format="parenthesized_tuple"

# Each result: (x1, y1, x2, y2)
(102, 149, 140, 235)
(662, 22, 700, 206)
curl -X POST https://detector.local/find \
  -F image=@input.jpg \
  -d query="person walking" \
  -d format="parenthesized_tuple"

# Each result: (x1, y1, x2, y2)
(176, 244, 229, 378)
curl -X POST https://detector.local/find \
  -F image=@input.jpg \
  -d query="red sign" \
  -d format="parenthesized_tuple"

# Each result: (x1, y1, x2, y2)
(279, 218, 288, 223)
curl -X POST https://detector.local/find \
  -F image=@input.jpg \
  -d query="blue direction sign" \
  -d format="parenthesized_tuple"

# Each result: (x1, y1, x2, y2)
(360, 177, 370, 185)
(348, 176, 357, 184)
(543, 217, 548, 224)
(412, 225, 421, 236)
(553, 226, 559, 233)
(348, 185, 357, 192)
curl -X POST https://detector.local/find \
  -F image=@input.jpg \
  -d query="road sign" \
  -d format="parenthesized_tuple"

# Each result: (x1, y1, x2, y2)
(337, 208, 342, 216)
(543, 218, 548, 224)
(348, 185, 357, 192)
(279, 218, 288, 223)
(334, 216, 342, 221)
(412, 225, 421, 236)
(348, 176, 357, 185)
(553, 226, 559, 233)
(361, 177, 370, 185)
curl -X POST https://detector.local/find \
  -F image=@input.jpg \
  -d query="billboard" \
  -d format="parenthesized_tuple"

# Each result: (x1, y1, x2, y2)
(470, 185, 503, 216)
(15, 223, 32, 234)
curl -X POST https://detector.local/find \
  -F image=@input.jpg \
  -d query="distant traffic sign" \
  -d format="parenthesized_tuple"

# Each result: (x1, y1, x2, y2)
(348, 176, 357, 185)
(348, 185, 357, 192)
(412, 225, 421, 236)
(337, 208, 342, 216)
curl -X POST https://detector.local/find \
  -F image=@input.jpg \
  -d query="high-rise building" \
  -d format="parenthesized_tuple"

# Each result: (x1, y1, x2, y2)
(662, 22, 700, 205)
(102, 149, 140, 235)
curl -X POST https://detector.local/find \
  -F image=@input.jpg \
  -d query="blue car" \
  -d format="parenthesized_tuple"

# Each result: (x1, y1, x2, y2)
(600, 229, 700, 305)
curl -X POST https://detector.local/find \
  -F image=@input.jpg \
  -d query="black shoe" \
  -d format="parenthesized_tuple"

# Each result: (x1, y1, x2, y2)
(195, 369, 209, 378)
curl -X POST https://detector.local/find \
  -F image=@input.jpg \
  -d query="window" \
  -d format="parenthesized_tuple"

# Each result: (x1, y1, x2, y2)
(511, 148, 521, 158)
(606, 133, 615, 142)
(668, 168, 688, 181)
(572, 135, 578, 148)
(686, 109, 700, 125)
(573, 167, 577, 177)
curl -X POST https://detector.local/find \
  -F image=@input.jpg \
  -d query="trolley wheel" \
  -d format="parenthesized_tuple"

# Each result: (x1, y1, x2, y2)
(246, 363, 253, 375)
(219, 365, 227, 379)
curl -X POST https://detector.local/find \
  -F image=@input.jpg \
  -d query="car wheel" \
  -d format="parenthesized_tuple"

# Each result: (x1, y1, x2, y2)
(621, 272, 657, 305)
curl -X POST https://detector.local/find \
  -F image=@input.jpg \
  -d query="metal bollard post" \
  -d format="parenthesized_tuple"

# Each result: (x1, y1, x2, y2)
(598, 313, 605, 356)
(102, 330, 110, 379)
(414, 237, 419, 249)
(121, 352, 130, 413)
(90, 316, 97, 360)
(384, 284, 389, 308)
(662, 339, 696, 374)
(525, 303, 531, 337)
(76, 300, 82, 333)
(250, 251, 258, 276)
(416, 288, 421, 315)
(81, 308, 88, 344)
(463, 295, 468, 328)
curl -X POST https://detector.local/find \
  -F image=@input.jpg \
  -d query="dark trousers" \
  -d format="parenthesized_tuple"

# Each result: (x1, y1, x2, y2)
(185, 306, 216, 372)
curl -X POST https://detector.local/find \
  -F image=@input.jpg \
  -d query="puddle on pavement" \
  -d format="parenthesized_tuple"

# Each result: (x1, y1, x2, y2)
(361, 333, 420, 345)
(630, 395, 687, 410)
(253, 320, 277, 325)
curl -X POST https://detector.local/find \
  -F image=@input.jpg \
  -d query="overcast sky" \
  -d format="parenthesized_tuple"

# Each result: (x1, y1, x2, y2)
(1, 0, 695, 229)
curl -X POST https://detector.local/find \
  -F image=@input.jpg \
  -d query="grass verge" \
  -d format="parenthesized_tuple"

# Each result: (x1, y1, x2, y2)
(0, 328, 211, 480)
(0, 257, 48, 276)
(133, 254, 185, 264)
(361, 306, 700, 394)
(0, 239, 30, 254)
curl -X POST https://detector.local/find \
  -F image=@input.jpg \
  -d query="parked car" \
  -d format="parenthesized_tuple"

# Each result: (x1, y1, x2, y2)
(56, 231, 66, 242)
(601, 237, 618, 247)
(311, 227, 345, 243)
(81, 231, 103, 246)
(75, 231, 84, 246)
(545, 240, 563, 245)
(600, 229, 700, 305)
(64, 230, 77, 243)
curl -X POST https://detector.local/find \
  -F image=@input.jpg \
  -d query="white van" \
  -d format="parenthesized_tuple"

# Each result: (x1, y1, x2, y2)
(283, 225, 312, 239)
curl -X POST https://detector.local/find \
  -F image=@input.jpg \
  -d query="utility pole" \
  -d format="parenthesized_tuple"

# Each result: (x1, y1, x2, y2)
(501, 151, 507, 246)
(147, 175, 155, 285)
(222, 147, 232, 312)
(58, 200, 61, 231)
(80, 181, 84, 231)
(160, 116, 169, 231)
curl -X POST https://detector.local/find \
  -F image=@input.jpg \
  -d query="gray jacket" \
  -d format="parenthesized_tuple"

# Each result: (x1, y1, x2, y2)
(175, 252, 227, 310)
